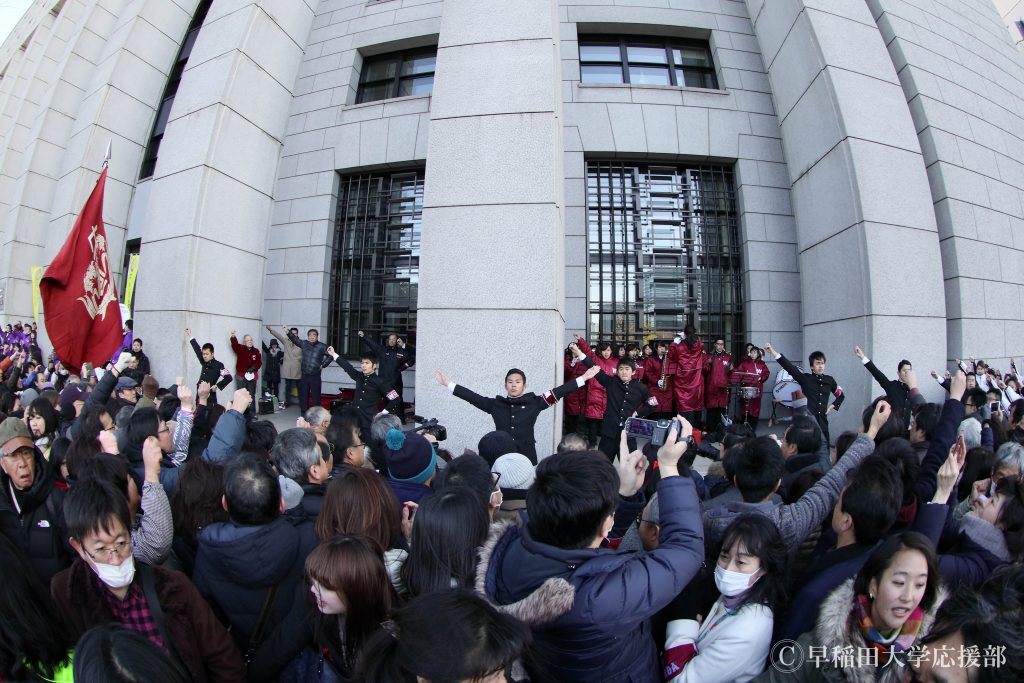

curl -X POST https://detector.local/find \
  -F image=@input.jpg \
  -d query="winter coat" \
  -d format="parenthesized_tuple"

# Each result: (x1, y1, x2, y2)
(704, 434, 876, 554)
(287, 331, 331, 377)
(51, 560, 246, 683)
(644, 351, 675, 411)
(753, 578, 946, 683)
(914, 501, 1012, 588)
(0, 448, 69, 585)
(703, 351, 732, 410)
(663, 598, 773, 683)
(361, 337, 414, 386)
(779, 452, 823, 500)
(192, 516, 317, 681)
(577, 338, 619, 420)
(229, 336, 262, 380)
(735, 358, 770, 418)
(268, 329, 302, 381)
(668, 339, 706, 413)
(563, 355, 588, 418)
(476, 475, 704, 682)
(262, 343, 283, 384)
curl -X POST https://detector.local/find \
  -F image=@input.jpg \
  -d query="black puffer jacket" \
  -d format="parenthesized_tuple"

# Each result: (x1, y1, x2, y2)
(0, 448, 69, 584)
(287, 331, 331, 376)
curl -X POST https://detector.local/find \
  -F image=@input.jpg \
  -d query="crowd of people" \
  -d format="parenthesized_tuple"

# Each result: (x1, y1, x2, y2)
(1, 317, 1023, 683)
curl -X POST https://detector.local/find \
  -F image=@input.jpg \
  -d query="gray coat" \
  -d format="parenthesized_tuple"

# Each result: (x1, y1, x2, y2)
(268, 328, 301, 380)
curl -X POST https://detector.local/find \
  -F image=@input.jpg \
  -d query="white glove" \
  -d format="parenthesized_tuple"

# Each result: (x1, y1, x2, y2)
(114, 351, 134, 372)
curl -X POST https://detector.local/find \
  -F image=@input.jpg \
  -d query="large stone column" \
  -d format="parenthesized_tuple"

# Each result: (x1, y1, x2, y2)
(415, 0, 567, 456)
(747, 0, 948, 432)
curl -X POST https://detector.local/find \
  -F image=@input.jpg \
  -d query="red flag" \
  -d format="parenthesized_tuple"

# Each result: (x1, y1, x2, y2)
(40, 167, 123, 372)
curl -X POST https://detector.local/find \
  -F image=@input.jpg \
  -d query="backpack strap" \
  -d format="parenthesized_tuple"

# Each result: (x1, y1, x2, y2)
(138, 563, 184, 667)
(245, 583, 280, 667)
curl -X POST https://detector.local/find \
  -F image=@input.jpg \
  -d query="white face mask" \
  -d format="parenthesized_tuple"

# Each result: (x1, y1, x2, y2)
(92, 554, 136, 589)
(715, 564, 759, 597)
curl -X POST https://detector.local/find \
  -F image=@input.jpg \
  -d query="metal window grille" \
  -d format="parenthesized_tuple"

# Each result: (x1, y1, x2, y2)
(328, 170, 423, 357)
(356, 49, 436, 104)
(578, 37, 719, 89)
(586, 161, 743, 355)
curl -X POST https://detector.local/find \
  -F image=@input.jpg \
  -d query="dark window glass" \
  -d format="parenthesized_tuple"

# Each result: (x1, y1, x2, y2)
(329, 170, 423, 357)
(586, 161, 743, 354)
(578, 37, 719, 89)
(357, 48, 437, 104)
(138, 0, 213, 180)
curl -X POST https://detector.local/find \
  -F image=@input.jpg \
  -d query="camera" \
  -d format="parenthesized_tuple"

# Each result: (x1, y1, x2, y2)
(624, 417, 680, 447)
(412, 415, 447, 442)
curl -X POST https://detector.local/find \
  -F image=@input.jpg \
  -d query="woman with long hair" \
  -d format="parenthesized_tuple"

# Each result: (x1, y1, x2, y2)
(400, 487, 490, 598)
(357, 590, 530, 683)
(663, 514, 787, 682)
(169, 456, 228, 576)
(292, 535, 397, 681)
(26, 397, 59, 459)
(316, 467, 406, 589)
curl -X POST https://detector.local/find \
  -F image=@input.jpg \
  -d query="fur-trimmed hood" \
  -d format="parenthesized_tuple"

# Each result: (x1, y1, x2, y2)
(475, 520, 575, 627)
(812, 578, 949, 683)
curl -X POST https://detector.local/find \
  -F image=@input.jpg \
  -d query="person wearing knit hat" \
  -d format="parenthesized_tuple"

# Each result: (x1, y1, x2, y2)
(383, 428, 436, 504)
(491, 453, 535, 526)
(477, 430, 518, 467)
(134, 375, 161, 412)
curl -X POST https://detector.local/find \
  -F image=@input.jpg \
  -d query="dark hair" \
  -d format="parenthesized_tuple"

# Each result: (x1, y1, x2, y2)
(717, 514, 788, 611)
(307, 329, 318, 337)
(835, 431, 858, 461)
(223, 451, 281, 525)
(125, 407, 161, 449)
(157, 397, 180, 423)
(596, 342, 612, 354)
(49, 436, 71, 484)
(26, 397, 58, 439)
(73, 624, 190, 683)
(912, 403, 940, 441)
(874, 438, 919, 507)
(965, 388, 988, 410)
(316, 468, 402, 551)
(290, 328, 299, 336)
(360, 351, 379, 364)
(201, 343, 214, 354)
(171, 457, 228, 545)
(734, 437, 785, 503)
(615, 357, 635, 370)
(243, 419, 278, 455)
(808, 351, 826, 365)
(306, 535, 395, 674)
(133, 338, 143, 347)
(958, 447, 996, 501)
(840, 456, 904, 544)
(0, 535, 73, 680)
(784, 469, 823, 505)
(401, 488, 490, 597)
(437, 453, 493, 513)
(919, 565, 1024, 682)
(357, 590, 530, 683)
(75, 453, 132, 499)
(784, 415, 821, 454)
(861, 396, 907, 445)
(994, 478, 1024, 562)
(854, 531, 939, 612)
(504, 368, 526, 383)
(527, 451, 618, 549)
(897, 360, 911, 373)
(64, 477, 132, 542)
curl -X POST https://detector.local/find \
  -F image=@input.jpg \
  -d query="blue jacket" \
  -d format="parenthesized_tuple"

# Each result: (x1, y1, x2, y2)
(477, 475, 704, 682)
(202, 410, 247, 464)
(192, 516, 317, 681)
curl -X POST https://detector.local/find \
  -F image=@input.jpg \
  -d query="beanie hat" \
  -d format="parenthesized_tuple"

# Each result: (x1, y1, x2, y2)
(58, 384, 88, 413)
(279, 475, 305, 511)
(491, 453, 535, 501)
(477, 430, 518, 467)
(0, 418, 33, 455)
(384, 429, 436, 485)
(141, 375, 159, 400)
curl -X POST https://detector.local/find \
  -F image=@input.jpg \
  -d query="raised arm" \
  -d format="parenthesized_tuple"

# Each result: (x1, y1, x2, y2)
(187, 329, 204, 363)
(855, 345, 893, 392)
(915, 373, 967, 504)
(358, 330, 383, 355)
(436, 369, 494, 413)
(327, 346, 362, 382)
(267, 326, 288, 346)
(765, 342, 805, 383)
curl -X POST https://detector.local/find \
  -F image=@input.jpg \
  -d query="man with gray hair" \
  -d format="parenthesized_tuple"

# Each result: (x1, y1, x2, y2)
(954, 441, 1024, 519)
(271, 428, 333, 518)
(303, 406, 331, 434)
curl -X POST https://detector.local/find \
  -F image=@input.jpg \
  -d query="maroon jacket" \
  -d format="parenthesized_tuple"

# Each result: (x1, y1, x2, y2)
(230, 336, 263, 380)
(644, 351, 675, 411)
(577, 338, 619, 420)
(51, 559, 246, 683)
(703, 351, 732, 410)
(563, 354, 589, 417)
(668, 339, 706, 413)
(735, 357, 770, 418)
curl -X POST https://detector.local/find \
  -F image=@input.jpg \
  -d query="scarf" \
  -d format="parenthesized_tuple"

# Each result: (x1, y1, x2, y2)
(854, 593, 923, 668)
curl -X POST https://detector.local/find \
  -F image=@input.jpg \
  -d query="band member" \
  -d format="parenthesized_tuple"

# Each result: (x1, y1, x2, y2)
(703, 337, 732, 434)
(574, 345, 658, 459)
(563, 345, 589, 436)
(667, 325, 706, 427)
(624, 343, 644, 383)
(575, 336, 620, 446)
(764, 342, 844, 444)
(645, 340, 675, 419)
(435, 364, 598, 464)
(734, 345, 770, 430)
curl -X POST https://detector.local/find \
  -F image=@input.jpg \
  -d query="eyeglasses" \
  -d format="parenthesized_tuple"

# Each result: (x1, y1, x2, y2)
(2, 447, 34, 462)
(491, 471, 502, 489)
(158, 427, 170, 434)
(83, 539, 131, 562)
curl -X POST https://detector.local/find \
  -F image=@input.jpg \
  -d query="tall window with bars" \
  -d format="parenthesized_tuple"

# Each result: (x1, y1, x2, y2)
(586, 161, 743, 355)
(328, 170, 423, 357)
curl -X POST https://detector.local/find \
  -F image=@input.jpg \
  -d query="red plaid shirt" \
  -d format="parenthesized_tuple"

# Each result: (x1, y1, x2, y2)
(98, 574, 166, 652)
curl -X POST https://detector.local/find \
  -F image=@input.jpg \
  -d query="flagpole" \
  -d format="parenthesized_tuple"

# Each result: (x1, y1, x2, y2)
(102, 139, 111, 168)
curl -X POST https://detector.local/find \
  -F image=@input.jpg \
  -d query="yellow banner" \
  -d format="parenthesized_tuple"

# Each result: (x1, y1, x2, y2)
(123, 253, 140, 310)
(30, 266, 43, 326)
